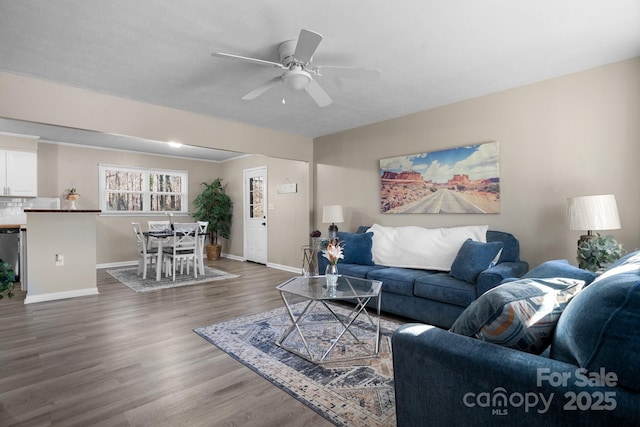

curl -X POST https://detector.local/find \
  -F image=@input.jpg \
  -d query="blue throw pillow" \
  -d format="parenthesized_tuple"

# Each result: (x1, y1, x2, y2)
(449, 239, 503, 283)
(337, 231, 374, 265)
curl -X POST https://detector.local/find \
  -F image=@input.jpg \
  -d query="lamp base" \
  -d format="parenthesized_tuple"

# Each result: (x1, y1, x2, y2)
(328, 223, 339, 243)
(577, 231, 597, 248)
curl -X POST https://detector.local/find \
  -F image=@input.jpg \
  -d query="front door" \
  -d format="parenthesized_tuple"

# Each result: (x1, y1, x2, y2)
(243, 166, 268, 264)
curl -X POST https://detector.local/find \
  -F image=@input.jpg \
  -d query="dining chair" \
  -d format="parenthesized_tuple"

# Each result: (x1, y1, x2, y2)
(148, 220, 170, 230)
(197, 221, 209, 274)
(132, 222, 159, 279)
(147, 220, 171, 250)
(163, 222, 199, 281)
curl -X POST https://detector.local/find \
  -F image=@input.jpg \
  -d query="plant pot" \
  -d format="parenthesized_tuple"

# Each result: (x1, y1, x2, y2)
(206, 243, 222, 261)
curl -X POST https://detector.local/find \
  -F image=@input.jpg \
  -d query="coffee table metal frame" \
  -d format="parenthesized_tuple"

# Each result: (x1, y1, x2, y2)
(275, 274, 382, 364)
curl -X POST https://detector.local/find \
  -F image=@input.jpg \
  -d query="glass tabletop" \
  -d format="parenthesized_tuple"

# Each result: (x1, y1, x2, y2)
(277, 275, 382, 300)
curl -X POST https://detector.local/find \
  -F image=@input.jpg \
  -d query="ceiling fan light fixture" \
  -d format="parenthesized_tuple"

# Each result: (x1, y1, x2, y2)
(282, 69, 311, 91)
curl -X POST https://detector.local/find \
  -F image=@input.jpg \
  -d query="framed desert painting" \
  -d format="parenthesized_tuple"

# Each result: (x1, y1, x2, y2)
(380, 141, 500, 214)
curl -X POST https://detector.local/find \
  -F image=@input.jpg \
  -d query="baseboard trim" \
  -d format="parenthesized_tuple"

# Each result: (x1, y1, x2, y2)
(97, 261, 137, 269)
(221, 253, 244, 262)
(24, 287, 100, 304)
(266, 262, 301, 274)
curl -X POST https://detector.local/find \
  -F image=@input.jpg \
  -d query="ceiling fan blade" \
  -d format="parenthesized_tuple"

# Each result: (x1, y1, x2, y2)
(242, 76, 281, 100)
(315, 66, 381, 81)
(294, 29, 323, 64)
(305, 78, 332, 107)
(213, 52, 284, 69)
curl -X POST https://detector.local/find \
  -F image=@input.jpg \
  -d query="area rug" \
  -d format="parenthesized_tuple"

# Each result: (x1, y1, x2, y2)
(107, 266, 239, 292)
(194, 302, 401, 427)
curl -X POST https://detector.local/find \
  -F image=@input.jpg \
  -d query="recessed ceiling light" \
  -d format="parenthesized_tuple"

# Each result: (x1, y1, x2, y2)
(168, 141, 183, 148)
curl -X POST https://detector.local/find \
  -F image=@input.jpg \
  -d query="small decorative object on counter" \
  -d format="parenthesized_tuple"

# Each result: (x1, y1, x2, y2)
(64, 188, 80, 209)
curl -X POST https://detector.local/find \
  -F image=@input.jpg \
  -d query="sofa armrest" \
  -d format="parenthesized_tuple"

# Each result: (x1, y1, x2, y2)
(392, 324, 638, 426)
(476, 261, 529, 295)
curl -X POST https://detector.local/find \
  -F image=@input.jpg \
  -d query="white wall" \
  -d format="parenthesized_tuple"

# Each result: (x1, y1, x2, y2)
(314, 58, 640, 268)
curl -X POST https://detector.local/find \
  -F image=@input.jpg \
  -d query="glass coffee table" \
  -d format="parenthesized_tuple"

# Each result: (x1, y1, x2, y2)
(275, 274, 382, 364)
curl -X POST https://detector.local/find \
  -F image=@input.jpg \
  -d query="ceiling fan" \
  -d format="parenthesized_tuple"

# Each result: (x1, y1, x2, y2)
(212, 29, 381, 107)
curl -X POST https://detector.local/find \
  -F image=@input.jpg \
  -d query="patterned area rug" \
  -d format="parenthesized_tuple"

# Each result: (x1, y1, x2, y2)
(194, 302, 401, 427)
(107, 266, 239, 292)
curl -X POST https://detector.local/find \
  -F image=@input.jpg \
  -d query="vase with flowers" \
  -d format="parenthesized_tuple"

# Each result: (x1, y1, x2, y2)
(322, 242, 344, 291)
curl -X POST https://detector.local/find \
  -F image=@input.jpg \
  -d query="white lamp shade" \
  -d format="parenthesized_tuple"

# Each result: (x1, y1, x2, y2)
(567, 194, 621, 231)
(322, 205, 344, 223)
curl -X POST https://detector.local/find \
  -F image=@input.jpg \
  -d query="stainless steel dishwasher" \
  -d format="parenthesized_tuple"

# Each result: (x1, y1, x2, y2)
(0, 227, 20, 282)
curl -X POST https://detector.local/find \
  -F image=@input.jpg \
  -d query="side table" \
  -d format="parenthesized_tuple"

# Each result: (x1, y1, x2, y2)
(301, 244, 318, 276)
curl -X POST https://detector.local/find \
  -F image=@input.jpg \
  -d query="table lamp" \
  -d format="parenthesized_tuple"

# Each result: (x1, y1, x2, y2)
(322, 205, 344, 242)
(567, 194, 621, 248)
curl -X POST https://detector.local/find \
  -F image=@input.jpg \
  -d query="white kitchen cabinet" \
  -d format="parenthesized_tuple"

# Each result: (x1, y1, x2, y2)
(1, 150, 38, 197)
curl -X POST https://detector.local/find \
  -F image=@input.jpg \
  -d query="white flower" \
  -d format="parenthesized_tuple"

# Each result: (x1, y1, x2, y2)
(323, 243, 344, 265)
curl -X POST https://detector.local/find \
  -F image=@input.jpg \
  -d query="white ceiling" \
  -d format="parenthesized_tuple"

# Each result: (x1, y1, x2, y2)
(0, 0, 639, 160)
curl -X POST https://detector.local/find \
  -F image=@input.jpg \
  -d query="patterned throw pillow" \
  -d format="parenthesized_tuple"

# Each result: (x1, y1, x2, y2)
(450, 277, 585, 354)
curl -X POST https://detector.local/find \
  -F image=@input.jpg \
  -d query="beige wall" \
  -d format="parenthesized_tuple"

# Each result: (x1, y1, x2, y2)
(314, 58, 640, 268)
(0, 71, 313, 161)
(0, 133, 39, 151)
(37, 143, 222, 265)
(0, 70, 315, 270)
(36, 143, 310, 270)
(4, 58, 640, 272)
(26, 212, 98, 302)
(220, 155, 311, 269)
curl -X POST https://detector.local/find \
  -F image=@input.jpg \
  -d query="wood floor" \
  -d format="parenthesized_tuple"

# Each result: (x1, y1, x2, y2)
(0, 259, 339, 427)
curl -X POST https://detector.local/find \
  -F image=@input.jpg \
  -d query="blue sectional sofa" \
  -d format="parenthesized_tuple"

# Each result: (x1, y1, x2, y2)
(392, 252, 640, 426)
(318, 226, 529, 328)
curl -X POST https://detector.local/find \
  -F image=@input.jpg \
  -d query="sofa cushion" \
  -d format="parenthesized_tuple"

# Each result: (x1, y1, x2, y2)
(335, 263, 387, 279)
(337, 231, 374, 265)
(367, 224, 488, 271)
(414, 273, 477, 307)
(449, 239, 503, 284)
(450, 277, 585, 354)
(551, 251, 640, 392)
(366, 267, 433, 297)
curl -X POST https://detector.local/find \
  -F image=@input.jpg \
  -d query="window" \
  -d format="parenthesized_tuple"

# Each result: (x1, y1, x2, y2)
(249, 176, 264, 219)
(99, 164, 188, 214)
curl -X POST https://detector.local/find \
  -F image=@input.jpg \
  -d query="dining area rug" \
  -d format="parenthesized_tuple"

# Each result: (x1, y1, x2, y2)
(107, 266, 239, 292)
(194, 302, 400, 427)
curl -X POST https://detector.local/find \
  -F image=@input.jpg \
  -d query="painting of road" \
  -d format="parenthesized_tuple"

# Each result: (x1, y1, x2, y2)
(380, 141, 500, 214)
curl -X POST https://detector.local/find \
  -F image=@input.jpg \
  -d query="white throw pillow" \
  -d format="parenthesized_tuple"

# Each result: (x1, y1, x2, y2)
(366, 224, 488, 271)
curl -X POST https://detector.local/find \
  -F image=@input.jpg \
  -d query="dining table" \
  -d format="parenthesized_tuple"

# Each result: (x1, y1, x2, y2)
(144, 228, 206, 281)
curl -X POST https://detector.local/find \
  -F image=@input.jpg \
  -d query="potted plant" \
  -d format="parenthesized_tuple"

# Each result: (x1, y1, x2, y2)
(0, 259, 15, 300)
(577, 233, 625, 273)
(192, 178, 233, 260)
